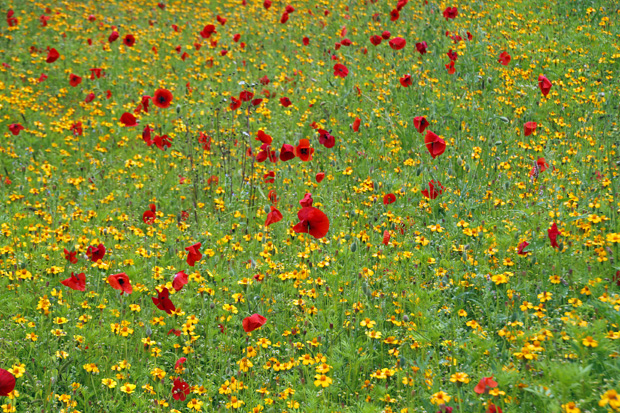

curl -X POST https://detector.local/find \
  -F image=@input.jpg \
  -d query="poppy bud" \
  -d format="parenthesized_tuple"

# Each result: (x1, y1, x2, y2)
(176, 104, 181, 114)
(264, 205, 270, 214)
(350, 242, 357, 252)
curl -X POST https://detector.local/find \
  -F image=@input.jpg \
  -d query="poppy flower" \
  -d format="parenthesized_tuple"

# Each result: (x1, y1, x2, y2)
(256, 130, 272, 145)
(538, 74, 552, 97)
(185, 243, 202, 267)
(498, 51, 511, 66)
(280, 12, 289, 24)
(334, 63, 349, 78)
(370, 35, 382, 46)
(108, 272, 132, 295)
(399, 74, 412, 87)
(123, 34, 136, 47)
(425, 130, 446, 158)
(295, 139, 314, 162)
(69, 74, 82, 87)
(280, 144, 296, 161)
(517, 241, 530, 256)
(46, 47, 60, 63)
(216, 15, 227, 25)
(447, 49, 458, 61)
(0, 369, 16, 397)
(120, 112, 137, 127)
(239, 90, 254, 102)
(474, 376, 498, 394)
(260, 75, 270, 85)
(390, 9, 400, 21)
(153, 88, 173, 109)
(316, 172, 325, 183)
(299, 193, 313, 207)
(40, 14, 50, 26)
(524, 121, 537, 136)
(443, 6, 458, 20)
(173, 271, 189, 292)
(487, 403, 503, 413)
(86, 244, 106, 262)
(265, 206, 283, 227)
(256, 144, 276, 163)
(242, 313, 267, 333)
(230, 96, 241, 111)
(318, 129, 335, 148)
(8, 124, 24, 136)
(352, 118, 361, 132)
(200, 24, 216, 38)
(548, 222, 561, 248)
(303, 36, 310, 46)
(64, 248, 78, 264)
(382, 230, 391, 245)
(263, 0, 272, 9)
(143, 204, 156, 224)
(280, 97, 292, 107)
(263, 170, 275, 183)
(142, 125, 154, 146)
(415, 41, 428, 55)
(84, 93, 95, 103)
(108, 30, 119, 43)
(38, 73, 48, 82)
(445, 60, 456, 74)
(154, 135, 172, 151)
(293, 207, 330, 239)
(413, 116, 429, 133)
(383, 193, 396, 205)
(61, 272, 86, 291)
(152, 287, 176, 314)
(388, 37, 406, 50)
(268, 190, 279, 204)
(285, 4, 295, 13)
(6, 10, 18, 27)
(381, 30, 391, 40)
(421, 180, 444, 199)
(172, 378, 190, 401)
(530, 157, 549, 178)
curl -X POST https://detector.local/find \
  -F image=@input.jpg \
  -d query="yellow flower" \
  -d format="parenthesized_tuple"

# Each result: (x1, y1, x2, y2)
(599, 389, 620, 409)
(582, 336, 598, 347)
(226, 396, 245, 409)
(101, 378, 117, 389)
(430, 391, 451, 405)
(449, 372, 470, 384)
(120, 383, 136, 394)
(561, 401, 581, 413)
(314, 374, 333, 388)
(187, 398, 204, 411)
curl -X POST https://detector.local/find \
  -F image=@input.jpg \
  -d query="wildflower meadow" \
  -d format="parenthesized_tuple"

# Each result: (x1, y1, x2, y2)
(1, 0, 620, 412)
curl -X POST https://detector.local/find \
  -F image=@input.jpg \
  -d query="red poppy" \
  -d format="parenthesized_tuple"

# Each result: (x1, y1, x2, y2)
(487, 403, 503, 413)
(230, 96, 241, 111)
(424, 130, 446, 158)
(40, 15, 50, 26)
(369, 35, 382, 47)
(538, 74, 552, 97)
(268, 189, 279, 204)
(280, 144, 296, 161)
(173, 271, 189, 291)
(86, 244, 106, 262)
(316, 172, 325, 183)
(295, 139, 314, 162)
(236, 91, 253, 103)
(172, 378, 190, 401)
(399, 74, 412, 87)
(447, 49, 458, 61)
(123, 34, 136, 47)
(382, 230, 391, 245)
(260, 75, 270, 85)
(38, 73, 48, 82)
(152, 287, 176, 314)
(443, 6, 458, 20)
(421, 180, 444, 199)
(153, 135, 172, 150)
(108, 272, 132, 295)
(61, 272, 86, 291)
(280, 12, 289, 24)
(108, 30, 119, 43)
(352, 118, 361, 132)
(216, 15, 227, 25)
(84, 93, 95, 103)
(285, 4, 295, 13)
(256, 130, 272, 145)
(6, 9, 18, 27)
(548, 222, 560, 248)
(524, 121, 537, 136)
(498, 51, 511, 66)
(318, 129, 335, 148)
(474, 376, 498, 394)
(263, 170, 275, 183)
(299, 193, 313, 207)
(264, 0, 272, 9)
(413, 116, 429, 133)
(242, 313, 267, 333)
(64, 248, 78, 264)
(185, 243, 202, 267)
(69, 74, 82, 87)
(383, 193, 396, 205)
(200, 24, 216, 38)
(0, 369, 16, 397)
(233, 33, 241, 43)
(445, 60, 456, 74)
(390, 9, 400, 21)
(334, 63, 349, 78)
(381, 31, 391, 40)
(70, 122, 83, 136)
(256, 144, 276, 163)
(415, 41, 428, 55)
(120, 112, 138, 127)
(530, 157, 549, 178)
(303, 36, 310, 46)
(175, 358, 187, 371)
(388, 37, 406, 50)
(153, 88, 173, 108)
(142, 125, 154, 146)
(46, 47, 60, 63)
(143, 204, 156, 224)
(280, 97, 292, 107)
(8, 124, 24, 136)
(517, 241, 530, 256)
(293, 207, 329, 239)
(265, 206, 283, 227)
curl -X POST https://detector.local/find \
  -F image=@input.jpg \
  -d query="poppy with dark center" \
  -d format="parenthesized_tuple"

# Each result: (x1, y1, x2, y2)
(200, 24, 216, 38)
(474, 376, 498, 394)
(538, 74, 552, 97)
(524, 121, 537, 136)
(299, 193, 313, 207)
(153, 88, 173, 108)
(64, 248, 78, 264)
(352, 118, 361, 132)
(383, 193, 396, 205)
(333, 63, 348, 78)
(399, 74, 412, 87)
(172, 378, 190, 401)
(445, 60, 456, 74)
(388, 37, 406, 50)
(8, 124, 24, 136)
(302, 36, 309, 46)
(185, 243, 202, 267)
(280, 144, 296, 161)
(295, 139, 314, 162)
(443, 6, 458, 20)
(293, 207, 330, 239)
(424, 130, 446, 158)
(86, 244, 106, 262)
(415, 41, 428, 55)
(498, 51, 511, 66)
(242, 313, 267, 333)
(123, 34, 135, 47)
(152, 287, 176, 314)
(265, 206, 283, 227)
(390, 9, 399, 21)
(69, 74, 82, 87)
(172, 271, 188, 291)
(143, 204, 156, 224)
(0, 369, 16, 397)
(280, 97, 292, 107)
(517, 241, 530, 256)
(61, 272, 86, 291)
(318, 129, 335, 148)
(413, 116, 429, 133)
(548, 222, 561, 248)
(421, 180, 444, 199)
(153, 134, 172, 151)
(120, 112, 138, 127)
(370, 35, 382, 46)
(46, 47, 60, 63)
(108, 272, 133, 295)
(447, 49, 458, 61)
(108, 30, 119, 43)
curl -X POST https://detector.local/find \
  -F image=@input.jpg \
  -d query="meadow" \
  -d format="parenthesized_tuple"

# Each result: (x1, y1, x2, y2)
(1, 0, 619, 412)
